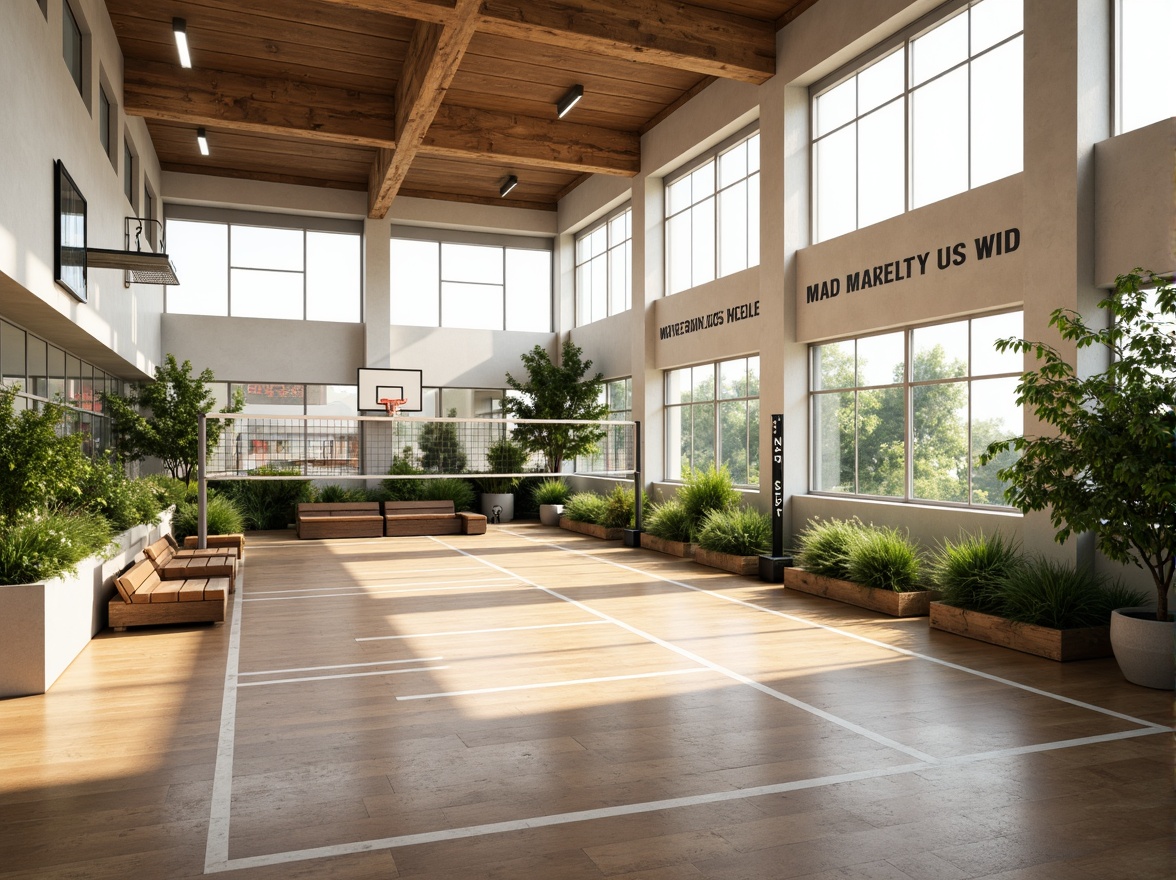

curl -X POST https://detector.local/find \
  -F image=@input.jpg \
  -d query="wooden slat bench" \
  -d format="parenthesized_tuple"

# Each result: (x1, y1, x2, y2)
(143, 537, 237, 594)
(182, 533, 246, 559)
(384, 501, 487, 537)
(109, 558, 227, 631)
(296, 502, 384, 539)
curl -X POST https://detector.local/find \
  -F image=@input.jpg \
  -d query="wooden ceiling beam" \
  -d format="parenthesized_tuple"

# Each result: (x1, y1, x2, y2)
(422, 104, 639, 176)
(477, 0, 775, 83)
(124, 60, 396, 149)
(368, 0, 480, 217)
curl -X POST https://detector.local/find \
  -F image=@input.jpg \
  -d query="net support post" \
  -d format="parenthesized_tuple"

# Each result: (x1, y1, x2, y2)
(624, 420, 642, 548)
(759, 413, 789, 582)
(197, 412, 208, 550)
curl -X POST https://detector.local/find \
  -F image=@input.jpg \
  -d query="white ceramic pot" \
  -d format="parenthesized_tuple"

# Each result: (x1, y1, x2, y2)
(480, 493, 514, 524)
(538, 503, 564, 526)
(1110, 607, 1175, 690)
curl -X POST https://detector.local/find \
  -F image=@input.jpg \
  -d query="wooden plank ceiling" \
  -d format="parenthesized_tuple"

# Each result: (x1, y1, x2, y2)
(109, 0, 820, 216)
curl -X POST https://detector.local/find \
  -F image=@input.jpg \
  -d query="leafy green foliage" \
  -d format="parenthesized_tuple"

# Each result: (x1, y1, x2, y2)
(644, 498, 694, 543)
(794, 517, 863, 580)
(676, 465, 741, 541)
(315, 484, 369, 504)
(844, 526, 922, 592)
(0, 385, 89, 520)
(600, 485, 641, 529)
(102, 354, 243, 485)
(172, 494, 245, 541)
(696, 507, 771, 556)
(0, 510, 114, 585)
(980, 270, 1175, 620)
(928, 531, 1023, 613)
(418, 408, 467, 473)
(380, 448, 425, 501)
(532, 478, 571, 506)
(76, 456, 165, 532)
(141, 473, 192, 507)
(420, 478, 476, 511)
(999, 558, 1146, 629)
(563, 492, 609, 524)
(477, 437, 529, 494)
(503, 340, 609, 472)
(214, 468, 310, 530)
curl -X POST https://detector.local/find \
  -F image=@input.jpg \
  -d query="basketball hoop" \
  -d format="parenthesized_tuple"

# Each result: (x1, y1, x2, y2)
(378, 397, 408, 416)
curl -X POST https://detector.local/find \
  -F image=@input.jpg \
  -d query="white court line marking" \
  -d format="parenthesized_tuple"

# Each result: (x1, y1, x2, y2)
(429, 537, 940, 764)
(248, 569, 483, 594)
(238, 665, 449, 687)
(205, 725, 1165, 874)
(240, 657, 443, 676)
(397, 667, 709, 701)
(356, 620, 609, 642)
(510, 531, 1172, 734)
(243, 581, 521, 603)
(205, 558, 244, 873)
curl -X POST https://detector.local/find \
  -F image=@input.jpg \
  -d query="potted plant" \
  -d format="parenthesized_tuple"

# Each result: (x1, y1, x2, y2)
(642, 498, 696, 557)
(533, 478, 571, 526)
(693, 506, 771, 575)
(981, 270, 1174, 687)
(786, 517, 937, 617)
(477, 437, 528, 523)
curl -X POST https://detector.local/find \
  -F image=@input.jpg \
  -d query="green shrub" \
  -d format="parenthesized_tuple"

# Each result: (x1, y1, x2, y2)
(794, 517, 863, 580)
(845, 526, 922, 592)
(215, 467, 310, 530)
(696, 506, 771, 556)
(564, 492, 608, 524)
(532, 478, 571, 506)
(381, 450, 425, 502)
(599, 484, 641, 529)
(676, 465, 741, 539)
(418, 409, 467, 473)
(141, 473, 192, 507)
(644, 498, 694, 543)
(998, 558, 1146, 629)
(478, 437, 529, 494)
(315, 484, 369, 503)
(0, 509, 114, 586)
(172, 494, 245, 541)
(75, 457, 165, 532)
(0, 385, 90, 519)
(421, 478, 477, 512)
(928, 531, 1022, 613)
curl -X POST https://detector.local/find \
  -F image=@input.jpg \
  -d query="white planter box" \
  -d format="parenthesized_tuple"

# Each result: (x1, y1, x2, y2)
(0, 510, 173, 698)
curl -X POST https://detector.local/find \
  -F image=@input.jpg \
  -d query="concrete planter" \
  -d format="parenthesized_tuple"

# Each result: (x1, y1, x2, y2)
(538, 504, 564, 526)
(786, 568, 937, 617)
(480, 492, 514, 524)
(1110, 607, 1175, 689)
(559, 519, 624, 540)
(694, 547, 760, 575)
(929, 601, 1113, 662)
(639, 534, 695, 558)
(0, 510, 173, 698)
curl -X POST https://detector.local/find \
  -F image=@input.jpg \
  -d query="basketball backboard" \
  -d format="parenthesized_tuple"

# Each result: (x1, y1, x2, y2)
(357, 368, 423, 413)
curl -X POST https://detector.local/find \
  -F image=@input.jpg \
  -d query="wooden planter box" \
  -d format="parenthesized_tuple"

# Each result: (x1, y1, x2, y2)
(929, 601, 1113, 662)
(559, 519, 624, 540)
(639, 534, 695, 558)
(784, 568, 937, 617)
(694, 547, 760, 575)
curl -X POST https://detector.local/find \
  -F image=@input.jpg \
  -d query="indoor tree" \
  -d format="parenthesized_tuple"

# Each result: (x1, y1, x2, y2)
(502, 340, 609, 472)
(103, 354, 243, 486)
(981, 270, 1175, 620)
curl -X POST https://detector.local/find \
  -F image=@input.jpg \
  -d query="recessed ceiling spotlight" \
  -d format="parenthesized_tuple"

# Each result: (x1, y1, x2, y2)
(557, 84, 584, 118)
(196, 128, 209, 156)
(173, 18, 192, 69)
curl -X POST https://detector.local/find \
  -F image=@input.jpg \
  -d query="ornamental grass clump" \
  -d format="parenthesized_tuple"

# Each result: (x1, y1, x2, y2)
(999, 557, 1146, 629)
(172, 493, 245, 541)
(314, 484, 370, 504)
(676, 465, 741, 539)
(600, 484, 641, 529)
(421, 477, 476, 512)
(563, 492, 609, 524)
(794, 517, 863, 581)
(644, 498, 694, 544)
(0, 510, 114, 586)
(928, 531, 1023, 614)
(844, 525, 922, 592)
(696, 507, 771, 557)
(532, 478, 571, 507)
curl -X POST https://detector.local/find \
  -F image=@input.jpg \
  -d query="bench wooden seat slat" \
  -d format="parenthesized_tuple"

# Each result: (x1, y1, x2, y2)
(296, 502, 383, 539)
(110, 557, 228, 630)
(182, 534, 245, 559)
(150, 580, 183, 602)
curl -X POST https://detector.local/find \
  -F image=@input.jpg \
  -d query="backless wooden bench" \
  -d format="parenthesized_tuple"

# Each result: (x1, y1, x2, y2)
(109, 558, 228, 631)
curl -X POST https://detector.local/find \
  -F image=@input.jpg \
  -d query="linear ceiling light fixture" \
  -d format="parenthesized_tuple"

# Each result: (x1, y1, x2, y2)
(499, 175, 518, 197)
(172, 18, 192, 68)
(196, 128, 209, 156)
(556, 84, 584, 118)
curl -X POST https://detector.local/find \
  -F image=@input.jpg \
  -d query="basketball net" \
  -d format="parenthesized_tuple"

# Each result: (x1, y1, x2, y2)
(378, 397, 408, 416)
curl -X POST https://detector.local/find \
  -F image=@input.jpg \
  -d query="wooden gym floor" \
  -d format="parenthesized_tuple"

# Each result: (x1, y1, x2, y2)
(1, 525, 1172, 879)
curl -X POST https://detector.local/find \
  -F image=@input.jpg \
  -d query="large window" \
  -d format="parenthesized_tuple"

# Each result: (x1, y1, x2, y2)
(577, 377, 632, 473)
(575, 207, 631, 325)
(666, 131, 760, 295)
(813, 0, 1023, 243)
(98, 87, 111, 159)
(666, 357, 759, 486)
(1117, 0, 1175, 135)
(391, 231, 551, 332)
(811, 312, 1022, 507)
(165, 213, 363, 322)
(62, 1, 83, 97)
